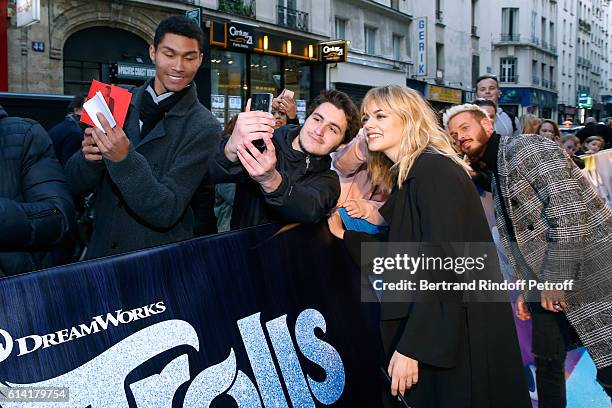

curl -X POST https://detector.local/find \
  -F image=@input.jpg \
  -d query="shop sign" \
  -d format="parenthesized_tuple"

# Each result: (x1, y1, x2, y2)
(428, 85, 462, 104)
(578, 93, 592, 109)
(115, 63, 156, 80)
(416, 17, 427, 76)
(319, 41, 348, 63)
(228, 22, 255, 50)
(185, 8, 201, 27)
(16, 0, 40, 28)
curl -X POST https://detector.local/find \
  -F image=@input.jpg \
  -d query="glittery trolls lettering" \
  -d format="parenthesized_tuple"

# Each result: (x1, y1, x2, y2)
(2, 309, 345, 407)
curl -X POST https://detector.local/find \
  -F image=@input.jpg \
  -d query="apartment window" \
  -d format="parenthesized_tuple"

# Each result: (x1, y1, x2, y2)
(550, 22, 555, 46)
(502, 8, 519, 39)
(531, 12, 537, 39)
(563, 19, 566, 42)
(550, 66, 554, 88)
(569, 23, 573, 46)
(532, 59, 539, 84)
(541, 17, 547, 44)
(364, 26, 377, 54)
(392, 34, 403, 60)
(436, 43, 445, 70)
(500, 57, 517, 82)
(562, 51, 566, 74)
(335, 18, 347, 40)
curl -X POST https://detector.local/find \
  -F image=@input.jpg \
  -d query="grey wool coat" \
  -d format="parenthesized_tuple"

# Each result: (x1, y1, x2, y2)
(492, 133, 612, 368)
(65, 79, 221, 259)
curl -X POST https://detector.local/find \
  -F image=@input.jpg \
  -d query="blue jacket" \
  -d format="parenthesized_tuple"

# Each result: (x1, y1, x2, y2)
(48, 114, 83, 166)
(0, 106, 75, 276)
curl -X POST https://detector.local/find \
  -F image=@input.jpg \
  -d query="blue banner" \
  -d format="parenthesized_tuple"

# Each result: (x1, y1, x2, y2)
(0, 223, 381, 407)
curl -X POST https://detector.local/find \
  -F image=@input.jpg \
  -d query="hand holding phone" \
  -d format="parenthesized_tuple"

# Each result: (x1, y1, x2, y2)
(250, 93, 274, 152)
(224, 97, 274, 162)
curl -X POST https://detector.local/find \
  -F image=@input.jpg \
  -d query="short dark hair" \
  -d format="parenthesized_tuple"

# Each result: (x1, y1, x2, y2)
(472, 98, 497, 110)
(154, 16, 204, 52)
(67, 94, 86, 113)
(307, 90, 360, 144)
(476, 74, 499, 88)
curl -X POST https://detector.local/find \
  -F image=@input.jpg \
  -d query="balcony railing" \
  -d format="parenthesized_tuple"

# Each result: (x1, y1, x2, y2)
(551, 81, 557, 89)
(277, 5, 309, 32)
(532, 76, 540, 85)
(436, 10, 443, 23)
(543, 79, 550, 88)
(500, 75, 519, 83)
(530, 36, 539, 46)
(471, 26, 478, 36)
(500, 34, 521, 42)
(218, 0, 256, 18)
(542, 40, 549, 49)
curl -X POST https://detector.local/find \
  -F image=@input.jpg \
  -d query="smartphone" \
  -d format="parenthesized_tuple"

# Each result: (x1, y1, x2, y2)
(251, 93, 273, 113)
(282, 89, 295, 100)
(250, 93, 273, 152)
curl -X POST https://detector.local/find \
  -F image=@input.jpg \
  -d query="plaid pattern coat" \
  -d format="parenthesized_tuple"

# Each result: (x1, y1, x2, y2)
(492, 133, 612, 368)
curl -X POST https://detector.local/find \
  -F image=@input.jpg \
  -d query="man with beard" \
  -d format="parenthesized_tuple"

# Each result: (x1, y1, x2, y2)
(209, 90, 360, 230)
(445, 103, 612, 406)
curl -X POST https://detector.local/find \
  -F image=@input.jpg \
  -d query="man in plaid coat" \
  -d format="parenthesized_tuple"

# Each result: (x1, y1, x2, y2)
(445, 103, 612, 406)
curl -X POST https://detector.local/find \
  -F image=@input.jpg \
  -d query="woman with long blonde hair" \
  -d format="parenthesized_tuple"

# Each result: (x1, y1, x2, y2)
(328, 86, 529, 407)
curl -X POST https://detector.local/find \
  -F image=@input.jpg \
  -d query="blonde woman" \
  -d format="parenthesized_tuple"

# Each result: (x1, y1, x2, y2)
(328, 86, 529, 407)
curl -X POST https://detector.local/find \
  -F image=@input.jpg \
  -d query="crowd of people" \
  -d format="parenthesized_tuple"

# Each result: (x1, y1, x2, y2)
(1, 15, 612, 408)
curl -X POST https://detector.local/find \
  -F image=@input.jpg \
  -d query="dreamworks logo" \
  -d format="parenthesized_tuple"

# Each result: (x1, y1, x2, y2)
(0, 301, 166, 364)
(0, 329, 12, 363)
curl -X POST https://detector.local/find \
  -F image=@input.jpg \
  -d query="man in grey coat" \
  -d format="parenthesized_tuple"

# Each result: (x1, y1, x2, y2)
(446, 103, 612, 406)
(65, 16, 221, 259)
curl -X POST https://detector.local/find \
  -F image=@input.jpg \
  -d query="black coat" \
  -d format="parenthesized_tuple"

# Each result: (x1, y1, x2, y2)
(346, 152, 530, 407)
(209, 125, 340, 230)
(65, 80, 221, 259)
(0, 106, 75, 276)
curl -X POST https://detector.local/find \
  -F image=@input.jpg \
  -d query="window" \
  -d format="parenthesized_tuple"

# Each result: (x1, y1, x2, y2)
(436, 42, 445, 70)
(550, 22, 555, 46)
(532, 59, 539, 84)
(63, 60, 101, 95)
(502, 8, 519, 39)
(562, 51, 566, 74)
(364, 26, 377, 54)
(392, 34, 403, 60)
(531, 12, 537, 39)
(500, 57, 517, 82)
(563, 19, 566, 42)
(541, 17, 547, 44)
(335, 18, 347, 40)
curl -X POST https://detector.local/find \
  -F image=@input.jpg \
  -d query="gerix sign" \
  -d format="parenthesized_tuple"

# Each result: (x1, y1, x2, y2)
(228, 22, 255, 50)
(416, 17, 427, 76)
(320, 41, 348, 63)
(16, 0, 40, 28)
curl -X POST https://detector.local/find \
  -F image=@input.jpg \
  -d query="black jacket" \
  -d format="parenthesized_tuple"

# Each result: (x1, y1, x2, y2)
(209, 125, 340, 230)
(345, 152, 530, 407)
(0, 106, 75, 276)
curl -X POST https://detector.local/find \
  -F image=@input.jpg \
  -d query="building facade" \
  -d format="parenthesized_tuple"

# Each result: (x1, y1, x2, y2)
(5, 0, 333, 127)
(490, 0, 559, 119)
(4, 0, 612, 122)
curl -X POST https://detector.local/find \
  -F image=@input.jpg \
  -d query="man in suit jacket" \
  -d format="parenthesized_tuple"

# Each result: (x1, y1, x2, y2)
(445, 103, 612, 406)
(65, 16, 221, 259)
